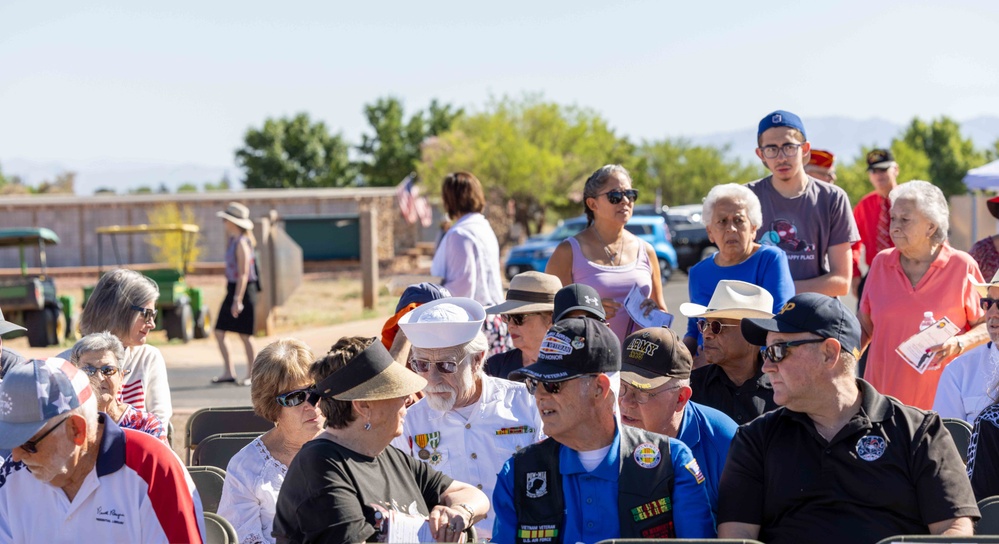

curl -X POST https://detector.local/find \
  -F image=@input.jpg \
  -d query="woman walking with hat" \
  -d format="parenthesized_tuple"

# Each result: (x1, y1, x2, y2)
(213, 201, 258, 385)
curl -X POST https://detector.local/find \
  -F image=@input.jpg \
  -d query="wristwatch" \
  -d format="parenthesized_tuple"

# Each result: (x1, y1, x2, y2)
(456, 503, 476, 525)
(956, 338, 965, 354)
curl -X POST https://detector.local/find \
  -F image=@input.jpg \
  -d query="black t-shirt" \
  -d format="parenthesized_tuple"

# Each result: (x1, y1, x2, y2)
(718, 379, 979, 544)
(968, 402, 999, 501)
(485, 349, 523, 381)
(273, 437, 454, 544)
(689, 363, 777, 425)
(0, 348, 27, 381)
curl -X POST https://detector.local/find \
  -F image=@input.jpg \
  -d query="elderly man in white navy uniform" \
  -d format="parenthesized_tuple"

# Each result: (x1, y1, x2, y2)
(391, 297, 544, 539)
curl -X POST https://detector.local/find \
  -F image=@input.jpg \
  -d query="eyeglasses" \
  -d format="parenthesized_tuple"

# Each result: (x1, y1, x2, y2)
(82, 365, 127, 378)
(759, 143, 803, 159)
(697, 319, 739, 335)
(501, 313, 546, 327)
(19, 416, 70, 454)
(982, 297, 999, 311)
(596, 189, 639, 205)
(410, 355, 466, 374)
(618, 382, 683, 405)
(276, 386, 315, 407)
(130, 305, 157, 323)
(524, 375, 593, 395)
(761, 338, 826, 363)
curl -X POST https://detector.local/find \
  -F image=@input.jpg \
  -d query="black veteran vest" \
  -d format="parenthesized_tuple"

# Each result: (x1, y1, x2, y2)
(511, 426, 676, 543)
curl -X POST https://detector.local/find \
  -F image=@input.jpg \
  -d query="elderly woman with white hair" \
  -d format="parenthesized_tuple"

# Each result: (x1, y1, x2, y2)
(860, 180, 989, 410)
(70, 331, 169, 444)
(682, 183, 794, 359)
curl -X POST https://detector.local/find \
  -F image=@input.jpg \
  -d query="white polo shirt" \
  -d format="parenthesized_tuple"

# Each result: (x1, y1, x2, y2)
(392, 375, 544, 539)
(0, 415, 205, 543)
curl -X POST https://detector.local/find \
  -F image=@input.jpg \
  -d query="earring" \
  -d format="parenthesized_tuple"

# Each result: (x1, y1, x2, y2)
(364, 422, 371, 431)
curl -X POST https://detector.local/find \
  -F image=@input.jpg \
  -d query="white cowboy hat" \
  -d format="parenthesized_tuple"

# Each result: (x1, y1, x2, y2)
(971, 270, 999, 298)
(679, 280, 775, 320)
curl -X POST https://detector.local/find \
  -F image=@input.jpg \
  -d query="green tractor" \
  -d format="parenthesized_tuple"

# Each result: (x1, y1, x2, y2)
(83, 224, 210, 343)
(0, 228, 73, 347)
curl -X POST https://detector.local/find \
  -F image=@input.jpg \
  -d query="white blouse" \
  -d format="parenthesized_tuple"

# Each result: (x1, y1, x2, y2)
(218, 436, 287, 544)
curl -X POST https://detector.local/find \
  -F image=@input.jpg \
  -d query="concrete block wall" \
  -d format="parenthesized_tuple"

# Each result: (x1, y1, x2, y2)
(0, 188, 402, 268)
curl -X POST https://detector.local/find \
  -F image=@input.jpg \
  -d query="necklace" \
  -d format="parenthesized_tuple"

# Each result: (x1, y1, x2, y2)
(591, 226, 623, 266)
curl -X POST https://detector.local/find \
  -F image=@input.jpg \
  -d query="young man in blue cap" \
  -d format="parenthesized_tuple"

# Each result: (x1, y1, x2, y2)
(492, 317, 715, 542)
(748, 110, 859, 297)
(717, 293, 979, 543)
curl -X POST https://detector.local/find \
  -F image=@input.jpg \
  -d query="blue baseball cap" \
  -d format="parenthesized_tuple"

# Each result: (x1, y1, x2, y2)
(741, 293, 861, 358)
(758, 110, 807, 141)
(395, 283, 451, 313)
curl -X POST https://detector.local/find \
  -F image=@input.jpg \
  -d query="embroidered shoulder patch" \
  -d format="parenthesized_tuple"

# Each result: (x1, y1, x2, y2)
(685, 459, 705, 484)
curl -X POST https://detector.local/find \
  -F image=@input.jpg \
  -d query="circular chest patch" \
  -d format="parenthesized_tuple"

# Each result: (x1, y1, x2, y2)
(634, 442, 661, 469)
(856, 435, 887, 461)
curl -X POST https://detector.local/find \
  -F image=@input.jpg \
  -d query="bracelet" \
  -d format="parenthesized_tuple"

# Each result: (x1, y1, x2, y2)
(957, 338, 965, 354)
(456, 503, 476, 525)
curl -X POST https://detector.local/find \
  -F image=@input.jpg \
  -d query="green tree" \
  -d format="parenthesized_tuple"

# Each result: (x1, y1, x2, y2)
(0, 161, 8, 188)
(177, 182, 199, 193)
(638, 139, 763, 206)
(986, 138, 999, 162)
(417, 96, 637, 238)
(899, 116, 985, 197)
(357, 97, 462, 186)
(236, 113, 355, 189)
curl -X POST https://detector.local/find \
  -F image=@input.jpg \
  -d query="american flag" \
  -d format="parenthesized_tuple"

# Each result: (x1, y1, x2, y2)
(396, 174, 433, 228)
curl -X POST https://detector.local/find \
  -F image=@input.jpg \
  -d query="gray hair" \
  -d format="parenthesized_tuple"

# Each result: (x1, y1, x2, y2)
(701, 184, 763, 229)
(889, 180, 949, 244)
(80, 269, 159, 340)
(583, 165, 633, 226)
(70, 332, 125, 367)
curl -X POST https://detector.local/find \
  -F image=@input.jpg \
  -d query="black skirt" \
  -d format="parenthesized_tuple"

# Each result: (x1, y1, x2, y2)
(216, 282, 257, 335)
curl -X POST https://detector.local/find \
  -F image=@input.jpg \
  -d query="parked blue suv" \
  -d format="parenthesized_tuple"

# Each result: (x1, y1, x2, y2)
(504, 215, 678, 284)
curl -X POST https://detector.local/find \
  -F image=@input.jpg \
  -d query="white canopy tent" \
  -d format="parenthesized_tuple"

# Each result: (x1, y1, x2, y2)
(964, 159, 999, 242)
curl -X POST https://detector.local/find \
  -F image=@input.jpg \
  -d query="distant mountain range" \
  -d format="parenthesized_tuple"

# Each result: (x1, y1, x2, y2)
(4, 116, 999, 195)
(687, 115, 999, 165)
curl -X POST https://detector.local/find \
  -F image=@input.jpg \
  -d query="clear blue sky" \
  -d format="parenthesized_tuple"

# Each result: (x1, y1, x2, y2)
(2, 0, 998, 173)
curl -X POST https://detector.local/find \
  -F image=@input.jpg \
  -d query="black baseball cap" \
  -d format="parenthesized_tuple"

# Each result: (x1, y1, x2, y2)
(866, 149, 896, 171)
(510, 317, 621, 382)
(553, 283, 606, 322)
(741, 293, 862, 358)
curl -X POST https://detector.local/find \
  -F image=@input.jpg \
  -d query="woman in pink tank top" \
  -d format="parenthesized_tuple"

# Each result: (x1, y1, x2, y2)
(545, 165, 668, 342)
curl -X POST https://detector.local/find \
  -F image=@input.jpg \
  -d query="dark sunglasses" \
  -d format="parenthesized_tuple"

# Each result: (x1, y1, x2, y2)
(697, 319, 738, 335)
(597, 189, 639, 205)
(276, 386, 315, 407)
(761, 339, 825, 363)
(82, 365, 126, 378)
(524, 375, 593, 395)
(501, 313, 545, 326)
(130, 305, 157, 322)
(982, 297, 999, 311)
(410, 357, 462, 374)
(19, 416, 70, 454)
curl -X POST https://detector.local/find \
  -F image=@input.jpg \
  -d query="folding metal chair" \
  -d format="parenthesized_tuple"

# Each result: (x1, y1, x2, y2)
(185, 406, 273, 463)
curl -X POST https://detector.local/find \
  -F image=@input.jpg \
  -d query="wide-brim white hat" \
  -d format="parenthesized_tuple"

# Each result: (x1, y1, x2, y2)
(398, 297, 486, 348)
(679, 280, 775, 320)
(972, 270, 999, 298)
(216, 202, 254, 230)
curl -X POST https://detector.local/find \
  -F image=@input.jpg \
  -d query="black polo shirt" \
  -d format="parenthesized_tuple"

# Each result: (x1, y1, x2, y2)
(485, 349, 524, 381)
(0, 347, 27, 381)
(689, 363, 777, 425)
(718, 379, 979, 544)
(968, 402, 999, 501)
